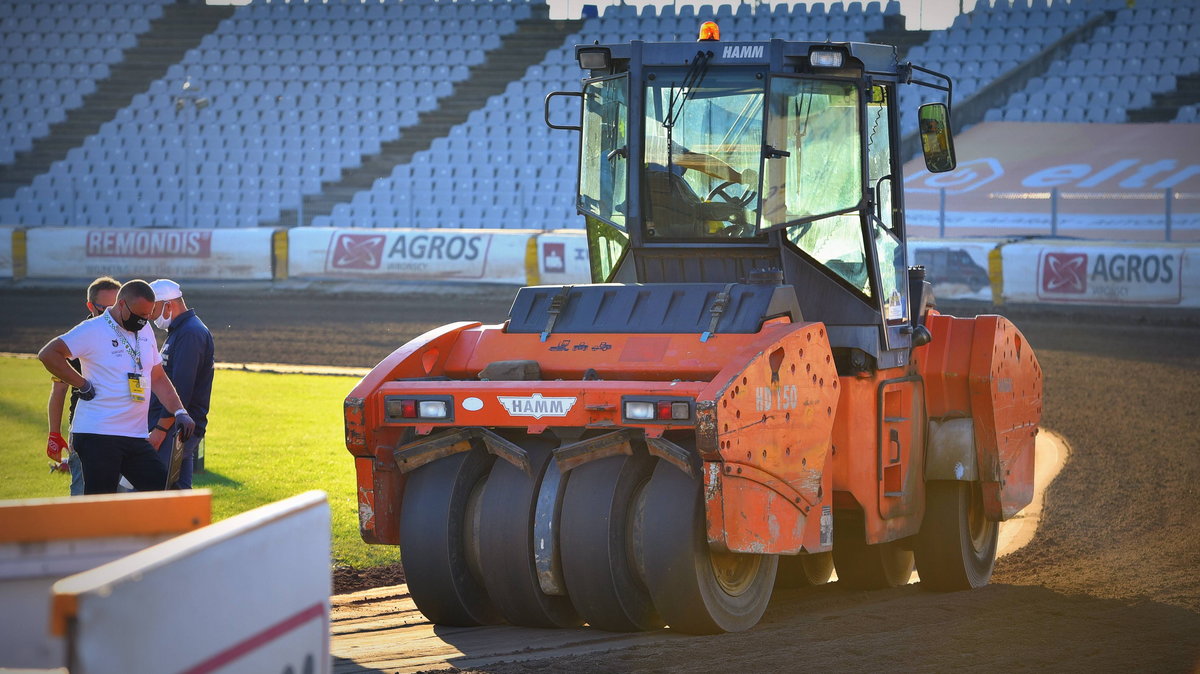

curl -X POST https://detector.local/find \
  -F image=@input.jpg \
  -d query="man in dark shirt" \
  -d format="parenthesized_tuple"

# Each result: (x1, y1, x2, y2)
(45, 276, 120, 495)
(147, 279, 215, 489)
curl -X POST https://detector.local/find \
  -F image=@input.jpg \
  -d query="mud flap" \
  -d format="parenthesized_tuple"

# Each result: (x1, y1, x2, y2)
(968, 316, 1042, 520)
(919, 314, 1042, 521)
(703, 460, 832, 555)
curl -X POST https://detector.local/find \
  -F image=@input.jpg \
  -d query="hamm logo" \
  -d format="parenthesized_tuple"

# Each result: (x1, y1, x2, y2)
(722, 45, 764, 59)
(498, 394, 577, 419)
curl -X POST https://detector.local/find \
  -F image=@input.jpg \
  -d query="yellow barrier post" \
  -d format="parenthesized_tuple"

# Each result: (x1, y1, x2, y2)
(273, 228, 289, 280)
(988, 245, 1004, 306)
(12, 228, 26, 280)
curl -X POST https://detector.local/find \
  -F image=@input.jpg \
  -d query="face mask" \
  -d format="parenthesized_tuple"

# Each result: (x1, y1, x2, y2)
(154, 304, 173, 331)
(118, 302, 148, 332)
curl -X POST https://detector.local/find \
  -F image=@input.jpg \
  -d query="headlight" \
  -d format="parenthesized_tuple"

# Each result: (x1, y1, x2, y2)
(810, 49, 844, 68)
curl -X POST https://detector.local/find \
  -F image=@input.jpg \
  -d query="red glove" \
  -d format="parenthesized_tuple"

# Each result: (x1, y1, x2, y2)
(47, 432, 67, 462)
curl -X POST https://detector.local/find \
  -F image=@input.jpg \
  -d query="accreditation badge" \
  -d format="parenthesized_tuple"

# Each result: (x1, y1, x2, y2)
(127, 372, 146, 403)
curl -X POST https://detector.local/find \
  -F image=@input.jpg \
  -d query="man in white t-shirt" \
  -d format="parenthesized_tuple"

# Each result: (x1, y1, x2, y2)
(37, 280, 196, 494)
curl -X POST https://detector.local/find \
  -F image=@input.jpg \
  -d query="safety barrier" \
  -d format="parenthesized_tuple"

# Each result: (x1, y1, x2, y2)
(532, 229, 590, 285)
(0, 491, 212, 670)
(3, 227, 1199, 309)
(50, 490, 330, 674)
(23, 227, 276, 280)
(288, 227, 538, 285)
(997, 239, 1199, 307)
(0, 226, 14, 278)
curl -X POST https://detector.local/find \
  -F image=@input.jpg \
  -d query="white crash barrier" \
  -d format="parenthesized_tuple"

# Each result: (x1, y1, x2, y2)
(24, 227, 276, 280)
(0, 226, 14, 278)
(1000, 240, 1199, 307)
(533, 230, 590, 285)
(50, 490, 330, 674)
(0, 491, 212, 670)
(907, 238, 1003, 302)
(289, 227, 537, 284)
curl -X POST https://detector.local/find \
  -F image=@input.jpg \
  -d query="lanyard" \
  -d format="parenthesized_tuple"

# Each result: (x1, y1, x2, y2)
(103, 311, 143, 372)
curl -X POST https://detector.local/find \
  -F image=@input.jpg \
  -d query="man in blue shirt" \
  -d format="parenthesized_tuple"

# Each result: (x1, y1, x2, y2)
(147, 279, 215, 489)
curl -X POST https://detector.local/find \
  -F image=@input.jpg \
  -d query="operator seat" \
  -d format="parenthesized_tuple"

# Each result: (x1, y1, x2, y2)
(643, 168, 702, 238)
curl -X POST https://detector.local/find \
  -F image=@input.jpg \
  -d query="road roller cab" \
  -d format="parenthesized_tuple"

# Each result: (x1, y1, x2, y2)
(344, 27, 1043, 635)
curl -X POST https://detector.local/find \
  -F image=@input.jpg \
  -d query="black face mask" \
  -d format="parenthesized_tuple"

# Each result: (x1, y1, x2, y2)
(118, 302, 147, 332)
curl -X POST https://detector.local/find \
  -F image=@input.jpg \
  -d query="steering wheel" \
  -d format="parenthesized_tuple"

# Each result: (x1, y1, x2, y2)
(704, 181, 759, 236)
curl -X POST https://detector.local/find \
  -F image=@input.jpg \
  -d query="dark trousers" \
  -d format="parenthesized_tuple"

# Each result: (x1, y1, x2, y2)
(156, 427, 200, 490)
(72, 433, 168, 494)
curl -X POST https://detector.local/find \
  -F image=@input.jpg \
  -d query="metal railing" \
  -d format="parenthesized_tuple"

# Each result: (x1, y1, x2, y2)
(912, 187, 1199, 241)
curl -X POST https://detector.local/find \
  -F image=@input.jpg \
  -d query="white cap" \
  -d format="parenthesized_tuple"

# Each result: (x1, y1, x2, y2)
(149, 279, 182, 302)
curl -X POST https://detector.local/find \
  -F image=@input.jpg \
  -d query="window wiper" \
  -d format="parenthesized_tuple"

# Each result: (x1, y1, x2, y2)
(664, 50, 712, 130)
(663, 50, 713, 172)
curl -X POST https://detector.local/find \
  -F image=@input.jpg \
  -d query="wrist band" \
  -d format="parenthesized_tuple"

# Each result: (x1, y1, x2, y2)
(154, 424, 168, 432)
(174, 409, 186, 416)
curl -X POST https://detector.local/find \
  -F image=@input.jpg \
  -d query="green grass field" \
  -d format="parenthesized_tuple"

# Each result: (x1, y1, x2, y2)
(0, 356, 400, 569)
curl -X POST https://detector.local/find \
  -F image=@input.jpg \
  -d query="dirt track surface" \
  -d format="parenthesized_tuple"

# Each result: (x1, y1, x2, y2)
(3, 285, 1199, 672)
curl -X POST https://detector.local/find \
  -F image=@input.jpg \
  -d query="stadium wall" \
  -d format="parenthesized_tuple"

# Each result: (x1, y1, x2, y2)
(4, 227, 1199, 308)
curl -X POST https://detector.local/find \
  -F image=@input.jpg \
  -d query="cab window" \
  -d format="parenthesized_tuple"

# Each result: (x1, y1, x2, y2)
(579, 75, 629, 229)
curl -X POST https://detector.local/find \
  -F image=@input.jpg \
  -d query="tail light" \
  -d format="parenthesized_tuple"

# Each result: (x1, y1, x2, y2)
(623, 397, 693, 423)
(385, 396, 453, 421)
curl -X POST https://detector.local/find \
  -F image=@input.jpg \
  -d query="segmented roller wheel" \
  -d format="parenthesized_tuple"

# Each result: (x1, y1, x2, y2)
(832, 511, 914, 590)
(775, 551, 834, 590)
(478, 439, 582, 628)
(914, 481, 998, 591)
(640, 461, 778, 635)
(559, 452, 663, 632)
(398, 449, 502, 626)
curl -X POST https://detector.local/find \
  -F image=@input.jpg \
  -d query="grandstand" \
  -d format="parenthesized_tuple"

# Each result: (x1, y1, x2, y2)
(0, 0, 1197, 235)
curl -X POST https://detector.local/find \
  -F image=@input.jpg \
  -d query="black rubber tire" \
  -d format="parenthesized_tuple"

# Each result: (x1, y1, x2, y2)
(832, 512, 914, 590)
(775, 551, 834, 590)
(478, 440, 582, 627)
(559, 452, 663, 632)
(640, 461, 778, 634)
(398, 449, 501, 626)
(914, 481, 998, 591)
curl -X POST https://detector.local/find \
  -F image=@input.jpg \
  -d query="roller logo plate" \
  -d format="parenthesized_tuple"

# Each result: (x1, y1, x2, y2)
(497, 394, 577, 419)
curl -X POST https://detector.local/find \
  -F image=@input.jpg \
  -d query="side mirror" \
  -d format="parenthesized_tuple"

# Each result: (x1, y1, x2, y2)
(918, 102, 956, 173)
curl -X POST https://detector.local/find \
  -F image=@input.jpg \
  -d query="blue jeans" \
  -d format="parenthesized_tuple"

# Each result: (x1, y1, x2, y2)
(68, 449, 84, 496)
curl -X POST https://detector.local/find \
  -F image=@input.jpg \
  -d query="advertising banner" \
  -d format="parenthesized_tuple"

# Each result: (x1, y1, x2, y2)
(907, 239, 1000, 301)
(903, 122, 1200, 241)
(0, 227, 13, 278)
(289, 227, 535, 284)
(1002, 240, 1195, 306)
(535, 230, 590, 285)
(25, 228, 275, 280)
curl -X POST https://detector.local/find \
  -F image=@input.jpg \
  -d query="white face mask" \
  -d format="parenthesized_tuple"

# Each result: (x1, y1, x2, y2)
(154, 304, 173, 330)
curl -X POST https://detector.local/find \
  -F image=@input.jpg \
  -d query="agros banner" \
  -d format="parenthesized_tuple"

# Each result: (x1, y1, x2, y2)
(1003, 241, 1191, 305)
(289, 228, 535, 284)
